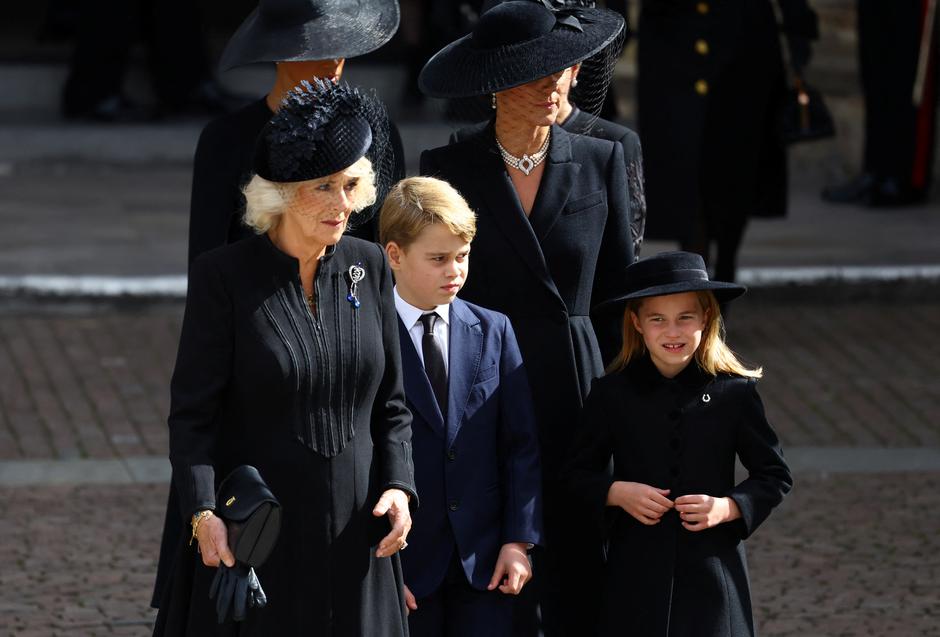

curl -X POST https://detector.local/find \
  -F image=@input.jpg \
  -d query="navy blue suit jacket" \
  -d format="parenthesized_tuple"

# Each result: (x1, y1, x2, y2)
(399, 298, 543, 598)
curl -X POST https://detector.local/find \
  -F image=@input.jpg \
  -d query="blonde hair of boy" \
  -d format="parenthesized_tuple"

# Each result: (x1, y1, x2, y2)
(379, 177, 476, 248)
(606, 290, 762, 379)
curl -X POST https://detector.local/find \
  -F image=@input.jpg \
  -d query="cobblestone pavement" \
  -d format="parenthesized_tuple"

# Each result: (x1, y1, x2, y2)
(1, 472, 937, 636)
(0, 297, 938, 462)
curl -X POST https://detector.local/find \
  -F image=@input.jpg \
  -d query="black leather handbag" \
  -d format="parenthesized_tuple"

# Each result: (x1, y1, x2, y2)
(215, 465, 282, 567)
(779, 75, 836, 144)
(209, 465, 281, 623)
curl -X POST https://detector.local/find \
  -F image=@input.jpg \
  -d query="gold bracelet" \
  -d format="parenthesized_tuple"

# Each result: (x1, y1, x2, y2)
(190, 510, 213, 546)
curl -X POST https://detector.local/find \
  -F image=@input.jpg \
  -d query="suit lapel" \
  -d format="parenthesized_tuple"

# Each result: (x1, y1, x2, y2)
(466, 124, 565, 304)
(397, 317, 445, 437)
(445, 299, 482, 448)
(528, 125, 580, 243)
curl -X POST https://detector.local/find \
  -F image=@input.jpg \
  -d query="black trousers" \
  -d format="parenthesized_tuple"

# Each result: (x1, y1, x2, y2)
(408, 552, 512, 637)
(62, 0, 210, 113)
(858, 0, 938, 189)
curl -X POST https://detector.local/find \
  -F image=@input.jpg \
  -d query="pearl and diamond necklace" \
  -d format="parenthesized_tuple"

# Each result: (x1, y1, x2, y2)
(495, 130, 551, 176)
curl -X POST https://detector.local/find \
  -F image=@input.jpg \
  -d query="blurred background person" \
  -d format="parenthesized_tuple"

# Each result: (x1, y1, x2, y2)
(637, 0, 819, 283)
(60, 0, 240, 121)
(822, 0, 938, 207)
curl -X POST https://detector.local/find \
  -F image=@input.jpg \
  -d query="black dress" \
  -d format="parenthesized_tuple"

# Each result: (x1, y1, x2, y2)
(421, 123, 635, 636)
(153, 234, 417, 636)
(566, 356, 792, 637)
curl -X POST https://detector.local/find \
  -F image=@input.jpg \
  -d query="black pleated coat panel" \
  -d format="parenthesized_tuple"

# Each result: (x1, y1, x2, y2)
(153, 234, 417, 636)
(420, 123, 634, 636)
(637, 0, 790, 242)
(566, 356, 792, 637)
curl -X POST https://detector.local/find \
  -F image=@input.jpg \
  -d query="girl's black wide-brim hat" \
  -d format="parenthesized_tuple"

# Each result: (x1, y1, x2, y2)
(595, 252, 747, 313)
(418, 0, 624, 98)
(219, 0, 400, 71)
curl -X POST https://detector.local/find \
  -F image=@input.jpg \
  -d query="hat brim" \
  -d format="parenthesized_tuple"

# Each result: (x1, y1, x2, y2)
(594, 281, 747, 313)
(418, 8, 623, 98)
(219, 3, 400, 71)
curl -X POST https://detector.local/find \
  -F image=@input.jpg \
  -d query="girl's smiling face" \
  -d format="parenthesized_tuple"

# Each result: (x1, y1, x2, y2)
(631, 292, 709, 378)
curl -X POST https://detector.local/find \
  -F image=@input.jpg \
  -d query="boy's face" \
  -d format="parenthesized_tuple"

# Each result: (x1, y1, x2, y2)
(630, 292, 708, 378)
(386, 223, 470, 310)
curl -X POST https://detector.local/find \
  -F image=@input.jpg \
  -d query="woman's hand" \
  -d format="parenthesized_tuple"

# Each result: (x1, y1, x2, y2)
(675, 494, 741, 531)
(373, 488, 412, 558)
(195, 513, 235, 568)
(403, 584, 418, 615)
(607, 481, 673, 525)
(487, 542, 532, 595)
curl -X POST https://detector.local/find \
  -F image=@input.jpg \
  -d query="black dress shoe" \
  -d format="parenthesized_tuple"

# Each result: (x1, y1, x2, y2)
(822, 174, 926, 207)
(159, 81, 256, 118)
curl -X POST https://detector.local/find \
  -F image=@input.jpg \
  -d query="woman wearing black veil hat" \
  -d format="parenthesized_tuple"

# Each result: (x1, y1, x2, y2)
(418, 2, 636, 635)
(153, 80, 417, 636)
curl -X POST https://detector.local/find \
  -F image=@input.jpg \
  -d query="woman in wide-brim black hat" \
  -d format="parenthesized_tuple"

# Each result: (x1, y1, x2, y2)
(153, 80, 417, 635)
(418, 2, 636, 635)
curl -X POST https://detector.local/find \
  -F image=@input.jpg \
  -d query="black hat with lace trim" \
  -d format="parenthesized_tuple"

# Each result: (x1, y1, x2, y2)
(418, 0, 624, 98)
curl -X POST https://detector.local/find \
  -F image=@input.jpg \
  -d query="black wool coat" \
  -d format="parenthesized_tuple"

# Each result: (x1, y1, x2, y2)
(451, 109, 647, 260)
(637, 0, 800, 242)
(153, 234, 417, 636)
(566, 356, 792, 637)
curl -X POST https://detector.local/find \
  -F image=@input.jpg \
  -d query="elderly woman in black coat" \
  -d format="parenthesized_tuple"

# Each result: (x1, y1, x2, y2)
(153, 80, 416, 636)
(417, 2, 636, 635)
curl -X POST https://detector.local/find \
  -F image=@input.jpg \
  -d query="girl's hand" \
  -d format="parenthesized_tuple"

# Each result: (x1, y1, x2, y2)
(373, 488, 413, 557)
(487, 542, 532, 595)
(606, 481, 673, 525)
(674, 494, 741, 531)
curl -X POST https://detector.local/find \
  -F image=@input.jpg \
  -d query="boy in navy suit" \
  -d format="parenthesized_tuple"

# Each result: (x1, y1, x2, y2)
(380, 177, 543, 637)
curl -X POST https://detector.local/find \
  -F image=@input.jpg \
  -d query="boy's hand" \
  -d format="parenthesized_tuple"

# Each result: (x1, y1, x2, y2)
(403, 584, 418, 615)
(607, 481, 673, 525)
(675, 494, 741, 531)
(487, 542, 531, 595)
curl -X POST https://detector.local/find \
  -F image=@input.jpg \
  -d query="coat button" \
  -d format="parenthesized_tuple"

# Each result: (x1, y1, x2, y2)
(695, 39, 709, 55)
(449, 500, 459, 512)
(695, 79, 709, 95)
(670, 466, 680, 477)
(696, 2, 709, 14)
(670, 438, 681, 450)
(447, 448, 457, 461)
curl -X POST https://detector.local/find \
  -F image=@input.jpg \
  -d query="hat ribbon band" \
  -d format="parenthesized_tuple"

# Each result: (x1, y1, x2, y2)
(537, 0, 590, 33)
(630, 268, 710, 287)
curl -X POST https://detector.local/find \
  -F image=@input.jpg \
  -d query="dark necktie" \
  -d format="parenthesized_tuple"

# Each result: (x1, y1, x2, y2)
(419, 312, 448, 419)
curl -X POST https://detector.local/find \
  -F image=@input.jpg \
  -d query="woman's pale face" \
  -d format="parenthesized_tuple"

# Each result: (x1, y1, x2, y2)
(281, 167, 362, 246)
(496, 67, 575, 127)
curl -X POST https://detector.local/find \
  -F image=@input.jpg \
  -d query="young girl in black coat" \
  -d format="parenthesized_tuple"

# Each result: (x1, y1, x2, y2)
(567, 251, 792, 637)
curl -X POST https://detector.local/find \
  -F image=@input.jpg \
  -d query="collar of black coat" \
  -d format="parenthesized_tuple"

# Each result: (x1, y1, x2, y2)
(624, 353, 713, 389)
(471, 120, 573, 166)
(260, 232, 338, 272)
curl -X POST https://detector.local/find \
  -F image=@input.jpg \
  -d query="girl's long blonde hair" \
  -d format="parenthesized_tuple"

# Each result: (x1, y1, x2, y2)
(605, 290, 762, 378)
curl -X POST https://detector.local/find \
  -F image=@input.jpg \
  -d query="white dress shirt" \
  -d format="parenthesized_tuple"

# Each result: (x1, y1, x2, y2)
(394, 287, 450, 374)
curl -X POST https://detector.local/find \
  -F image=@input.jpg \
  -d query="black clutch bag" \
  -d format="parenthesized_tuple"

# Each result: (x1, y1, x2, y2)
(779, 75, 836, 145)
(215, 465, 281, 567)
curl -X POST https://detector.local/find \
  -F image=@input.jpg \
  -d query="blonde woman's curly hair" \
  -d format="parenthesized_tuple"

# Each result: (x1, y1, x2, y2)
(242, 156, 377, 233)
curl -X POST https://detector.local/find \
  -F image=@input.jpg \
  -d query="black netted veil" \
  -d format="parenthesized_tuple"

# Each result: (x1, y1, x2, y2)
(253, 79, 394, 231)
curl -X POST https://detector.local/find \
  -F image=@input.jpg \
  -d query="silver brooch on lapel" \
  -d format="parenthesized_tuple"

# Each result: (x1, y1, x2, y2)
(347, 263, 365, 309)
(702, 393, 711, 403)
